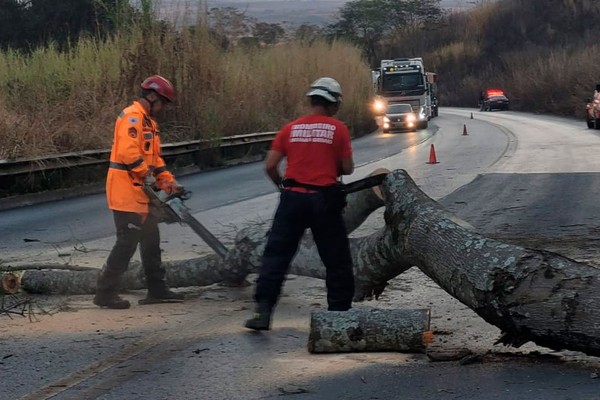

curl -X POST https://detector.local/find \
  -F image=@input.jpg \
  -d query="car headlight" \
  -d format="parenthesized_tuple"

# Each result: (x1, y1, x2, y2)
(406, 114, 416, 122)
(383, 116, 390, 123)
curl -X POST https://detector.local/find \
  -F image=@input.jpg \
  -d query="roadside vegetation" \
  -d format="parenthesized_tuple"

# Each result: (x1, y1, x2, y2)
(2, 0, 597, 161)
(360, 0, 600, 115)
(0, 1, 373, 160)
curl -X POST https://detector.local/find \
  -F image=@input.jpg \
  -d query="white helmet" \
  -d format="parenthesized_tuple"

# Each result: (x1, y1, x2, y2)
(306, 77, 342, 103)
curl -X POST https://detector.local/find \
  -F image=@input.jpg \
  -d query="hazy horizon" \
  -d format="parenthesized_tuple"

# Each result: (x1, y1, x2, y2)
(159, 0, 481, 26)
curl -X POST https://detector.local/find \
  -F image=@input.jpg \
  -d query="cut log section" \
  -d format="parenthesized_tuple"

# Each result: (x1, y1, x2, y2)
(307, 308, 431, 353)
(1, 272, 21, 294)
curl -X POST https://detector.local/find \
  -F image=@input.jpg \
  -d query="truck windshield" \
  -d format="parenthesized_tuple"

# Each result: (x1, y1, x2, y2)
(387, 104, 413, 113)
(381, 72, 424, 93)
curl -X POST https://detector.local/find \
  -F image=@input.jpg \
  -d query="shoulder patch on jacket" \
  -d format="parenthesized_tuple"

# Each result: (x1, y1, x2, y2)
(128, 116, 139, 125)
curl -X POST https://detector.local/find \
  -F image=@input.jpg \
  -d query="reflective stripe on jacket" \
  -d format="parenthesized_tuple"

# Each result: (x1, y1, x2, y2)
(106, 101, 174, 214)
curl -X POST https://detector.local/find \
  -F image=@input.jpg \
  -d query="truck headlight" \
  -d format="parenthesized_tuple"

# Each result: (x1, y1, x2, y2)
(373, 99, 386, 114)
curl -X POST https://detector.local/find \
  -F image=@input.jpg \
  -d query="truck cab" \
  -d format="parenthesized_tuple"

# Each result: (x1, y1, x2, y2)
(374, 58, 430, 129)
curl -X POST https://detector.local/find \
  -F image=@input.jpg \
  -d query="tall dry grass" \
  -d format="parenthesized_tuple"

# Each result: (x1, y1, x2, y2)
(0, 12, 373, 160)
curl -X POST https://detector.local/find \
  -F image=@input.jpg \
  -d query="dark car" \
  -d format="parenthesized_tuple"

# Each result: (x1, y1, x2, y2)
(479, 89, 510, 111)
(382, 103, 418, 132)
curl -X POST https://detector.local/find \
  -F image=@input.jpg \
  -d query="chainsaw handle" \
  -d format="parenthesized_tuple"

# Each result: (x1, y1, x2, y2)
(178, 189, 192, 201)
(163, 188, 192, 202)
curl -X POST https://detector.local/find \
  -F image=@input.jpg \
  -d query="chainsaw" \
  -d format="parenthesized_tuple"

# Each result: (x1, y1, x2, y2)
(142, 185, 229, 259)
(141, 173, 387, 260)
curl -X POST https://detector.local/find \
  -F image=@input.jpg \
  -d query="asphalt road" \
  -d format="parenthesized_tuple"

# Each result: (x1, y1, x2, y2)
(3, 108, 600, 400)
(0, 127, 436, 264)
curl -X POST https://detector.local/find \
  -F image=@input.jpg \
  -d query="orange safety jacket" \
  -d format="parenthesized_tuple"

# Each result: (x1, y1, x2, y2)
(106, 101, 175, 214)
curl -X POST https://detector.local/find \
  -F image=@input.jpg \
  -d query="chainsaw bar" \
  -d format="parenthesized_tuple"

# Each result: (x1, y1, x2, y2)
(342, 173, 388, 194)
(143, 186, 229, 259)
(177, 205, 229, 259)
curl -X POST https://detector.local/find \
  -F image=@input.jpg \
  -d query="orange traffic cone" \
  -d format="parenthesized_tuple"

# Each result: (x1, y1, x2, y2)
(462, 124, 468, 136)
(427, 144, 439, 164)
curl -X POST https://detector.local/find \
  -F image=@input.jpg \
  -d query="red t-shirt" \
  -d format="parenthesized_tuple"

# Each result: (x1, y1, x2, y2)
(271, 114, 352, 186)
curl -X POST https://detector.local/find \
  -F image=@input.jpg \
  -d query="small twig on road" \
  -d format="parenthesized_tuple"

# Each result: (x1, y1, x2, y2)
(2, 264, 97, 272)
(1, 294, 33, 319)
(1, 293, 54, 322)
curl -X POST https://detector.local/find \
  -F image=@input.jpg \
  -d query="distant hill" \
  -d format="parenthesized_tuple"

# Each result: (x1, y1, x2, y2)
(160, 0, 479, 26)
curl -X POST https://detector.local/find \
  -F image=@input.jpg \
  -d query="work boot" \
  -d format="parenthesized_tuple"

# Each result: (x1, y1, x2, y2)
(244, 302, 273, 331)
(93, 292, 131, 309)
(94, 269, 130, 309)
(328, 305, 351, 311)
(139, 283, 185, 305)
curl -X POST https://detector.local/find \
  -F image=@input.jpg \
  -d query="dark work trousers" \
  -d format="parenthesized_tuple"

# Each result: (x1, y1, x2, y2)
(97, 211, 165, 293)
(254, 190, 355, 311)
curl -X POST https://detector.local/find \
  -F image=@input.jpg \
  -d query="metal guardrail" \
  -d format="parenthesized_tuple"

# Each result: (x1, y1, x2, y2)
(0, 131, 277, 177)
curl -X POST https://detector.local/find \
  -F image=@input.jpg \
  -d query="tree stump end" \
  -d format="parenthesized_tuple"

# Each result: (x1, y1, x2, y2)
(1, 272, 21, 295)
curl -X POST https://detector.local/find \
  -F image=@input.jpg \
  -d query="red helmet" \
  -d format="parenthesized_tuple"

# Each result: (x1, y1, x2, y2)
(140, 75, 175, 102)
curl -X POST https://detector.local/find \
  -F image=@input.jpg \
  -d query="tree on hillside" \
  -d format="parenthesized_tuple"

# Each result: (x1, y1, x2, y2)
(208, 7, 254, 42)
(482, 0, 600, 53)
(0, 0, 28, 49)
(329, 0, 388, 65)
(329, 0, 443, 65)
(295, 24, 323, 44)
(387, 0, 443, 29)
(253, 22, 284, 45)
(0, 0, 126, 51)
(28, 0, 104, 44)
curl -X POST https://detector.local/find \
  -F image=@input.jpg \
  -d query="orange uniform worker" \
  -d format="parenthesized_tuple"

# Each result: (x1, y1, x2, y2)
(245, 77, 355, 330)
(94, 75, 184, 309)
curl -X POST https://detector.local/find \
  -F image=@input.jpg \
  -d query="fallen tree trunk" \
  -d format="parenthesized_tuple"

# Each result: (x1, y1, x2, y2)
(19, 256, 226, 295)
(19, 169, 391, 295)
(383, 169, 600, 356)
(307, 308, 431, 353)
(225, 169, 600, 356)
(14, 168, 600, 357)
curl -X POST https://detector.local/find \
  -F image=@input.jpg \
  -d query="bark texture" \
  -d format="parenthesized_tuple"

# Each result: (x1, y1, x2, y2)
(308, 308, 431, 353)
(383, 169, 600, 356)
(20, 256, 225, 295)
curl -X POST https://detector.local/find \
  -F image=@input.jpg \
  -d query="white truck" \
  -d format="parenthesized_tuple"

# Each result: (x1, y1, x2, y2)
(372, 58, 434, 129)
